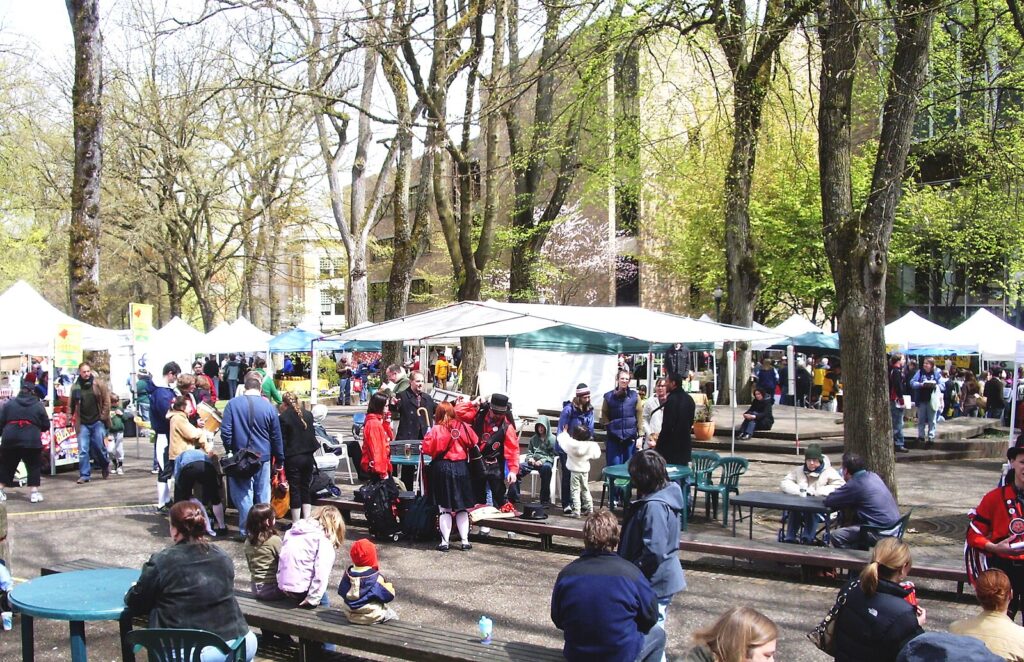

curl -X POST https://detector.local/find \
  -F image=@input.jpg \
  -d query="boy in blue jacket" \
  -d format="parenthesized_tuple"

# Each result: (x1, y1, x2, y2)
(339, 539, 397, 624)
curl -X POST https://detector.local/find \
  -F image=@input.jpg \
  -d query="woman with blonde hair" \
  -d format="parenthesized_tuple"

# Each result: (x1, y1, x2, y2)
(833, 537, 925, 661)
(277, 505, 346, 608)
(279, 391, 319, 521)
(683, 606, 777, 661)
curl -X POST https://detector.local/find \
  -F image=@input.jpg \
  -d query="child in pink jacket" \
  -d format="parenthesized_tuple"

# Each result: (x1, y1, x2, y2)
(277, 505, 345, 608)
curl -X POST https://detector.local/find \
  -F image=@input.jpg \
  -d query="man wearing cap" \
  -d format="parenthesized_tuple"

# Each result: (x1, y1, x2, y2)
(460, 393, 519, 512)
(779, 444, 844, 544)
(967, 445, 1024, 620)
(824, 452, 901, 549)
(558, 384, 595, 514)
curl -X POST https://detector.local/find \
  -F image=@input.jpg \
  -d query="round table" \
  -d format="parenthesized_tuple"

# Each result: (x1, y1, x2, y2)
(10, 567, 139, 661)
(391, 453, 431, 467)
(600, 463, 693, 528)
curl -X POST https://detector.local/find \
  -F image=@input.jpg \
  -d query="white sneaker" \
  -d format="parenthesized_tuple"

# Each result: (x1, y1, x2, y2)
(0, 489, 6, 502)
(116, 467, 124, 475)
(30, 492, 43, 503)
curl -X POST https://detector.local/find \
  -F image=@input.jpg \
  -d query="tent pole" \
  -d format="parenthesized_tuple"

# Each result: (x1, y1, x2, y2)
(1010, 356, 1019, 452)
(310, 340, 318, 405)
(646, 349, 654, 397)
(505, 337, 511, 393)
(788, 345, 799, 454)
(728, 348, 736, 456)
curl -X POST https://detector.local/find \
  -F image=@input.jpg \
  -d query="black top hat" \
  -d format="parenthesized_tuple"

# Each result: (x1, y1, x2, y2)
(1009, 436, 1024, 461)
(489, 393, 510, 413)
(520, 503, 548, 521)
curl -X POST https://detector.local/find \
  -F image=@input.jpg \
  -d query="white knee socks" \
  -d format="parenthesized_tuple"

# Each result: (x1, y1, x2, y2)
(291, 508, 301, 523)
(301, 504, 311, 519)
(212, 503, 226, 529)
(156, 482, 170, 507)
(439, 509, 453, 544)
(455, 510, 470, 544)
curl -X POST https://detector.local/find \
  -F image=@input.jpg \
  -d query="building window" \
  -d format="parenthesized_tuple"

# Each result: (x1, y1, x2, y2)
(321, 290, 344, 317)
(320, 257, 332, 276)
(319, 257, 345, 278)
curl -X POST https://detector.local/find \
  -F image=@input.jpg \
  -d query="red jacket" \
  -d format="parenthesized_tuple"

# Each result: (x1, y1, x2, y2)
(360, 413, 394, 479)
(967, 483, 1024, 561)
(421, 420, 477, 462)
(455, 402, 519, 477)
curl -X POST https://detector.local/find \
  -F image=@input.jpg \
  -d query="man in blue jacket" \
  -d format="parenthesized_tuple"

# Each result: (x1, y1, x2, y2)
(148, 362, 179, 511)
(824, 452, 901, 549)
(552, 510, 662, 662)
(221, 371, 284, 538)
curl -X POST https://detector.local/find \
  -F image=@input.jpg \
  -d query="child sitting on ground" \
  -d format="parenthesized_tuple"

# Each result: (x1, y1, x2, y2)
(277, 505, 345, 608)
(339, 539, 397, 624)
(557, 425, 601, 518)
(244, 504, 285, 601)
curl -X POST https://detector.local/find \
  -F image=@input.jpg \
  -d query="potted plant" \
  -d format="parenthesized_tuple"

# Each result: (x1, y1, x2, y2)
(692, 400, 715, 441)
(366, 374, 382, 397)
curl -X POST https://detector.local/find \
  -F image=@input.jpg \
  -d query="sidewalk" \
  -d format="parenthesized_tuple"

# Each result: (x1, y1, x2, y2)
(0, 413, 997, 661)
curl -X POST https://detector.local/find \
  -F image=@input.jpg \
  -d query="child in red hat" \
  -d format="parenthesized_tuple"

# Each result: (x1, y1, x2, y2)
(338, 539, 397, 624)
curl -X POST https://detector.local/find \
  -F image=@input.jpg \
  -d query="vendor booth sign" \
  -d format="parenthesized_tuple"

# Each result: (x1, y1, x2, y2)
(54, 323, 83, 369)
(130, 303, 153, 343)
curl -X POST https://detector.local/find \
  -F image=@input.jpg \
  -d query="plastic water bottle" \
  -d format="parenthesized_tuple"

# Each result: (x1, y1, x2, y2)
(478, 616, 493, 645)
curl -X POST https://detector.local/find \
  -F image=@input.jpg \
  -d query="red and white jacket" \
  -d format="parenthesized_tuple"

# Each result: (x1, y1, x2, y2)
(965, 484, 1024, 585)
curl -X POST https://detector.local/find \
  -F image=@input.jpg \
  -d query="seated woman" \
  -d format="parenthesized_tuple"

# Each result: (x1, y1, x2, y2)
(833, 537, 925, 661)
(951, 569, 1024, 661)
(779, 444, 844, 544)
(683, 606, 777, 661)
(737, 387, 774, 440)
(125, 501, 257, 661)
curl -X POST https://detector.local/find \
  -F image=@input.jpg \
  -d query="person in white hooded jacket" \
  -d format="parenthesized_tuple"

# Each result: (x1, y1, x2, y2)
(779, 444, 844, 544)
(558, 425, 602, 517)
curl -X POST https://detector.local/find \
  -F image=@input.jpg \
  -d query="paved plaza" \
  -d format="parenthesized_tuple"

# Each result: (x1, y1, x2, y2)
(0, 409, 1005, 660)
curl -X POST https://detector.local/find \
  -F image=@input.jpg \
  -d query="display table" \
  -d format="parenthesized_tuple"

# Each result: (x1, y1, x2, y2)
(10, 567, 139, 661)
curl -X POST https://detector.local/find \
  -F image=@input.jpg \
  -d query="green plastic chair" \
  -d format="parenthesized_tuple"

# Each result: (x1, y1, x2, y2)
(688, 451, 721, 515)
(693, 457, 749, 526)
(858, 509, 913, 550)
(126, 628, 248, 662)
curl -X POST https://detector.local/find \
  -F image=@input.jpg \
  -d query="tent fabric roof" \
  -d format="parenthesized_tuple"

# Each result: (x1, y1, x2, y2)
(155, 317, 206, 346)
(769, 331, 840, 352)
(230, 317, 273, 345)
(951, 309, 1024, 360)
(0, 280, 130, 355)
(772, 314, 823, 337)
(325, 301, 782, 348)
(269, 328, 347, 353)
(885, 311, 975, 352)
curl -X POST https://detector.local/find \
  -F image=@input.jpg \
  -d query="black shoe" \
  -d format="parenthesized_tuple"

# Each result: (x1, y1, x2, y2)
(460, 542, 472, 551)
(156, 503, 170, 514)
(895, 446, 909, 453)
(924, 440, 934, 449)
(437, 543, 450, 552)
(102, 464, 110, 479)
(214, 527, 229, 537)
(233, 534, 248, 543)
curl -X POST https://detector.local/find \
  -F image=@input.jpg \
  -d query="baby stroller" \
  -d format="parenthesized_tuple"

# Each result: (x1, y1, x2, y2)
(311, 404, 355, 484)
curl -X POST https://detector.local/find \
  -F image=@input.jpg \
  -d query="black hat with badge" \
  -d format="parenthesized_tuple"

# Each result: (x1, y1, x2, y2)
(1009, 434, 1024, 461)
(489, 393, 510, 414)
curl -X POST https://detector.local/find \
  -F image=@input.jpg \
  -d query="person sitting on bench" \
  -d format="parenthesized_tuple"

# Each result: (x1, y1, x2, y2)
(779, 444, 844, 544)
(737, 387, 774, 440)
(824, 452, 900, 549)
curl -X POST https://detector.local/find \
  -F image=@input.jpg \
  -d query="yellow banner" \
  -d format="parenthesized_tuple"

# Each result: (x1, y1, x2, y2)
(54, 322, 83, 369)
(130, 303, 153, 343)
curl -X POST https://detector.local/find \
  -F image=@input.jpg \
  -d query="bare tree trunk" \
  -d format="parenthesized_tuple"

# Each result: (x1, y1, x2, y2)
(819, 0, 937, 495)
(66, 0, 104, 326)
(346, 47, 379, 326)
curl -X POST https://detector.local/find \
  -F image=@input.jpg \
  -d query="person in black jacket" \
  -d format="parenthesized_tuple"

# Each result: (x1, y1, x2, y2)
(663, 344, 688, 378)
(389, 371, 435, 488)
(0, 374, 50, 503)
(737, 387, 774, 440)
(833, 537, 925, 662)
(889, 354, 908, 453)
(655, 373, 696, 466)
(125, 501, 257, 660)
(279, 392, 320, 523)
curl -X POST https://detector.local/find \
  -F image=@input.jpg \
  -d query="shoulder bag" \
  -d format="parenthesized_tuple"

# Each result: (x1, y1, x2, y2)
(807, 579, 859, 655)
(221, 396, 263, 480)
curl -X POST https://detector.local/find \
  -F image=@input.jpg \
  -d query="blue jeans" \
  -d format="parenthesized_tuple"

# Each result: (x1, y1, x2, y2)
(784, 511, 821, 543)
(199, 630, 257, 662)
(606, 437, 635, 503)
(77, 421, 109, 479)
(916, 402, 937, 441)
(227, 379, 238, 399)
(339, 378, 351, 405)
(637, 619, 666, 662)
(739, 419, 757, 437)
(890, 401, 905, 448)
(556, 448, 571, 507)
(228, 461, 272, 535)
(989, 407, 1005, 420)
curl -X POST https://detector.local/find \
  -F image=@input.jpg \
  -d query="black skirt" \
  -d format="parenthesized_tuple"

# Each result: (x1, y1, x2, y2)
(429, 459, 475, 511)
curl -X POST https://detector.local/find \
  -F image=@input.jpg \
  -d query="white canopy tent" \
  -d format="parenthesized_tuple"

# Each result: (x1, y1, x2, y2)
(884, 311, 976, 352)
(199, 318, 272, 355)
(772, 314, 823, 337)
(323, 300, 782, 419)
(950, 308, 1024, 361)
(230, 317, 273, 346)
(134, 317, 208, 385)
(0, 280, 130, 355)
(201, 322, 237, 354)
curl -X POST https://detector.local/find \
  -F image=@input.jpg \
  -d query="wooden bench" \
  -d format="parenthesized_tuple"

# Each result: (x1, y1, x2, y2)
(315, 498, 968, 594)
(42, 559, 562, 662)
